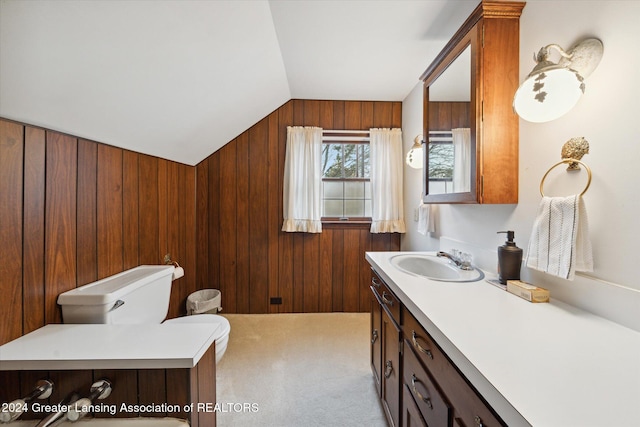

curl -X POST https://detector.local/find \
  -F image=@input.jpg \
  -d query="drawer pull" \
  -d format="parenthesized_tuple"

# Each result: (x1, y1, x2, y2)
(372, 276, 381, 288)
(381, 291, 394, 306)
(474, 415, 485, 427)
(411, 374, 433, 409)
(371, 329, 378, 344)
(384, 360, 394, 378)
(412, 331, 433, 359)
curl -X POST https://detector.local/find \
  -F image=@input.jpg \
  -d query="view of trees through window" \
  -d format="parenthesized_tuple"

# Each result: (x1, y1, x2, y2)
(322, 142, 371, 218)
(322, 143, 369, 178)
(428, 142, 454, 180)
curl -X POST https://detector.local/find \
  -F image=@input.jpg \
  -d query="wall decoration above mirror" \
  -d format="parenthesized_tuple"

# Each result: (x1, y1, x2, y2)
(421, 0, 525, 204)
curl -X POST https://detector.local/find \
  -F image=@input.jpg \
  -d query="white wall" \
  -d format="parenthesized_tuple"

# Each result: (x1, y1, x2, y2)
(401, 0, 640, 331)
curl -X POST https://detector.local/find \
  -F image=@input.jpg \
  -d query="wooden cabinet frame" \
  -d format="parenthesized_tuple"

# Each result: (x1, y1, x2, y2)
(422, 1, 525, 204)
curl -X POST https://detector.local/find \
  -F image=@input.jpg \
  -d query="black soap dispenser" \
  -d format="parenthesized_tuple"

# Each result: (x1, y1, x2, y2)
(497, 231, 522, 284)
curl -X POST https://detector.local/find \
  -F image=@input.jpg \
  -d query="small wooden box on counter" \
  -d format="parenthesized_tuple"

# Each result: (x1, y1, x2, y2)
(506, 280, 550, 303)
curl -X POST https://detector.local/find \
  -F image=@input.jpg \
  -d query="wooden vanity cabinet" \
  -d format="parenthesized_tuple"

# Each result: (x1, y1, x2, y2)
(370, 271, 401, 427)
(370, 268, 506, 427)
(403, 309, 506, 427)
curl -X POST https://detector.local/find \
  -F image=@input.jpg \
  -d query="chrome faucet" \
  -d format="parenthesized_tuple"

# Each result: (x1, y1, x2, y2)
(0, 380, 54, 424)
(34, 391, 80, 427)
(437, 250, 473, 270)
(66, 379, 112, 422)
(34, 378, 112, 427)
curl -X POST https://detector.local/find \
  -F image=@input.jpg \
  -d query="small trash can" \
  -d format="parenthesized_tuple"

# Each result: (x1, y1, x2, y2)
(186, 289, 222, 315)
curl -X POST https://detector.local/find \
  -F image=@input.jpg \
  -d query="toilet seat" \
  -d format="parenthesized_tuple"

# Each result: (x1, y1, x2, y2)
(163, 314, 230, 363)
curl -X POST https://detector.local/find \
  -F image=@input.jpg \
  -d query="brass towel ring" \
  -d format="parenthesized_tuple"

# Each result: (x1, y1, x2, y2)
(540, 158, 592, 197)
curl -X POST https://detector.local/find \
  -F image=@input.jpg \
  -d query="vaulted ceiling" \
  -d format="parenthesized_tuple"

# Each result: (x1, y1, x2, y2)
(0, 0, 477, 165)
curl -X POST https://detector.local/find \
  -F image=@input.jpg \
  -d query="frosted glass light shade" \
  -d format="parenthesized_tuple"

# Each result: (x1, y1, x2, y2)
(406, 137, 423, 169)
(513, 68, 584, 123)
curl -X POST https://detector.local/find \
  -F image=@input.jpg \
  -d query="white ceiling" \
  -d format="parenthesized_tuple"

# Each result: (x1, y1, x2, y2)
(0, 0, 477, 165)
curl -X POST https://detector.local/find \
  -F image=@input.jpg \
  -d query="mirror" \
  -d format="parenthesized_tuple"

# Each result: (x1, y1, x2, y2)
(426, 45, 471, 196)
(421, 23, 478, 204)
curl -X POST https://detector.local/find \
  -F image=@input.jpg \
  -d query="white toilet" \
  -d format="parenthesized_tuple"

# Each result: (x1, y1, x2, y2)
(57, 265, 230, 363)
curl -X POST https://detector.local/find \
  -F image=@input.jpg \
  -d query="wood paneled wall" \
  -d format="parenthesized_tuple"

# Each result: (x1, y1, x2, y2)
(429, 101, 471, 130)
(0, 98, 402, 342)
(1, 99, 401, 417)
(196, 100, 402, 314)
(0, 118, 197, 347)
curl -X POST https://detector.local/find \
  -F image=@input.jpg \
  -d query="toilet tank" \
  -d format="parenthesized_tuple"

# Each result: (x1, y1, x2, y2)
(57, 265, 174, 324)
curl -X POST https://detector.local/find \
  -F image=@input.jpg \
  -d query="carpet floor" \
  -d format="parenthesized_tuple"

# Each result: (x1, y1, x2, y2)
(215, 313, 387, 427)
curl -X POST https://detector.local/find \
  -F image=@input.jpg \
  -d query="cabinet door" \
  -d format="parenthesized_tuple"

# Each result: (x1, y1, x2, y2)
(370, 287, 382, 396)
(382, 307, 401, 427)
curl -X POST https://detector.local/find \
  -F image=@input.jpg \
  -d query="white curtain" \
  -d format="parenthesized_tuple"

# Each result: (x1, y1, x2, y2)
(452, 128, 471, 192)
(369, 128, 406, 233)
(282, 126, 323, 233)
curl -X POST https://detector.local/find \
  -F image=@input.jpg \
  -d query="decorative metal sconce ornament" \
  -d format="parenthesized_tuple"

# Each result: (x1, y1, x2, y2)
(514, 38, 603, 123)
(561, 137, 589, 170)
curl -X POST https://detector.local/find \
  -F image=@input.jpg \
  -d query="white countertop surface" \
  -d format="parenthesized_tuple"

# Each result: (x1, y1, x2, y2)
(0, 323, 220, 370)
(367, 251, 640, 427)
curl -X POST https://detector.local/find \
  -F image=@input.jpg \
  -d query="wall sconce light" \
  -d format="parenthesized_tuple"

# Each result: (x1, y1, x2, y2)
(513, 38, 603, 123)
(406, 134, 424, 169)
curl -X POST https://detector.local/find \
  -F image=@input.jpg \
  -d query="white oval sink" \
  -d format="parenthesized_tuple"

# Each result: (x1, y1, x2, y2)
(390, 254, 484, 282)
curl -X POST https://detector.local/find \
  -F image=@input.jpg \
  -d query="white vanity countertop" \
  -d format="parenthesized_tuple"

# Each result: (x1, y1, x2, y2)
(367, 251, 640, 427)
(0, 323, 220, 370)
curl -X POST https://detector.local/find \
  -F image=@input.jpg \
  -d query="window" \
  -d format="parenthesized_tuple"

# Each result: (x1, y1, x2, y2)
(428, 131, 454, 194)
(428, 141, 453, 180)
(321, 138, 371, 220)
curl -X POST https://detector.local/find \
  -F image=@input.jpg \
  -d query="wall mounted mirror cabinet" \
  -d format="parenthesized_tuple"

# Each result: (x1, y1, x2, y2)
(422, 0, 524, 204)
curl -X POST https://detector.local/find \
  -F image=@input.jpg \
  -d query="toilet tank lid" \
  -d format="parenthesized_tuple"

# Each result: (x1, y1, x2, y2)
(57, 265, 174, 305)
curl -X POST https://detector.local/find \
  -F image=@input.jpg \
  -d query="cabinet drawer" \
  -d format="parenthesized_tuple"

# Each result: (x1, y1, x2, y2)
(403, 340, 451, 426)
(371, 271, 400, 325)
(403, 308, 449, 379)
(452, 383, 505, 427)
(402, 384, 428, 427)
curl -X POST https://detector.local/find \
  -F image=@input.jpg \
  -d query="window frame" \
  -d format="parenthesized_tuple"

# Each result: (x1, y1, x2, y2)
(320, 138, 372, 224)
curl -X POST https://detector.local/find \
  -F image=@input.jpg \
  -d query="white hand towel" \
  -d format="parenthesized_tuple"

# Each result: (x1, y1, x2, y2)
(525, 195, 593, 280)
(417, 202, 435, 235)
